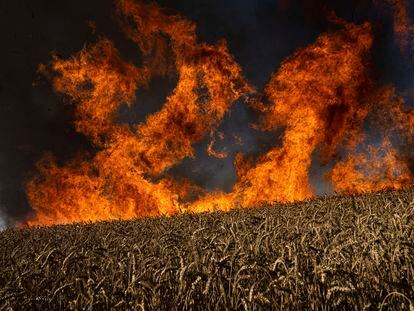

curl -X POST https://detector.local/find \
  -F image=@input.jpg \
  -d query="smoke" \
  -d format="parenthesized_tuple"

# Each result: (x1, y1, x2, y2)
(0, 0, 413, 225)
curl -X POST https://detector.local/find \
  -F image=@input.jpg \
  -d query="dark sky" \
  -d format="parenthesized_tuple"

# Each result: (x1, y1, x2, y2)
(0, 0, 412, 225)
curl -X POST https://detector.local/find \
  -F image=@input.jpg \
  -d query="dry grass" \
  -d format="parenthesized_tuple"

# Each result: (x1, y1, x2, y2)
(1, 189, 414, 310)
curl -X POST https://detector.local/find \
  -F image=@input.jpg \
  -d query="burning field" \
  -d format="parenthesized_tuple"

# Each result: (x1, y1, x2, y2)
(1, 0, 414, 308)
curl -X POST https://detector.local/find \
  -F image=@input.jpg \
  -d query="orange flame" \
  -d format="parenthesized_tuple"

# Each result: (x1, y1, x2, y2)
(329, 138, 413, 193)
(189, 18, 376, 212)
(381, 0, 414, 52)
(207, 130, 228, 159)
(329, 85, 414, 193)
(25, 0, 251, 226)
(189, 16, 414, 213)
(24, 1, 414, 226)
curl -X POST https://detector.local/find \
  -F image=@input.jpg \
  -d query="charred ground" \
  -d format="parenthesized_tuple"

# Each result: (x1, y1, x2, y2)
(1, 189, 414, 310)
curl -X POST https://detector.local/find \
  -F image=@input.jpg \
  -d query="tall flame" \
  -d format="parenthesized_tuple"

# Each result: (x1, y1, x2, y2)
(26, 0, 251, 226)
(378, 0, 414, 52)
(24, 1, 414, 226)
(234, 19, 374, 206)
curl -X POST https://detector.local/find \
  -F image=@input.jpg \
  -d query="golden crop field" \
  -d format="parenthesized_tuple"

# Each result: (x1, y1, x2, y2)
(1, 189, 414, 310)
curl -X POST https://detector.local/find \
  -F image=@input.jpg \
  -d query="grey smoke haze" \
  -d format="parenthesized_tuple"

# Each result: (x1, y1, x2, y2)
(0, 0, 413, 225)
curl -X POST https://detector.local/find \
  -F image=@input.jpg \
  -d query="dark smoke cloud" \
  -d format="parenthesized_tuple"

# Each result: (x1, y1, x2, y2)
(0, 0, 413, 224)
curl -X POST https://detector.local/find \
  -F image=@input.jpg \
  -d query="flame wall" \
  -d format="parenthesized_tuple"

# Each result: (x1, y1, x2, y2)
(0, 0, 413, 226)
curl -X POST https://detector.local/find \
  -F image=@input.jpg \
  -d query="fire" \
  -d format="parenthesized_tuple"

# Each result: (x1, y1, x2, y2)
(329, 85, 414, 193)
(26, 0, 251, 226)
(329, 138, 413, 193)
(379, 0, 414, 52)
(24, 1, 414, 226)
(231, 18, 374, 207)
(207, 130, 228, 159)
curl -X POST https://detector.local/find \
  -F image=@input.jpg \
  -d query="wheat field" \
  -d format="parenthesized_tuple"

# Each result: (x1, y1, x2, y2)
(1, 189, 414, 310)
